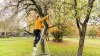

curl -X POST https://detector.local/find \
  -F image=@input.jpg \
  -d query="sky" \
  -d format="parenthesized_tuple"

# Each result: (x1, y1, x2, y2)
(0, 0, 4, 4)
(0, 0, 4, 10)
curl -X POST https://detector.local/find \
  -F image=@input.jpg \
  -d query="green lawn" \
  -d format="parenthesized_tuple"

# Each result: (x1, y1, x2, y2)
(0, 37, 100, 56)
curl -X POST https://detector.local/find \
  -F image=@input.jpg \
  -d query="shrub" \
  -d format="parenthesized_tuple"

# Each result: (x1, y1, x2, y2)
(87, 28, 97, 38)
(51, 30, 63, 42)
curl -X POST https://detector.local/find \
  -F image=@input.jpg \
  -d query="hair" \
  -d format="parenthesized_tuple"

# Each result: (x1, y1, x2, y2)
(37, 15, 40, 20)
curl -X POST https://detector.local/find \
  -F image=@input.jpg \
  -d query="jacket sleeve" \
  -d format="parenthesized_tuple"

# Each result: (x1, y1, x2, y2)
(38, 16, 47, 22)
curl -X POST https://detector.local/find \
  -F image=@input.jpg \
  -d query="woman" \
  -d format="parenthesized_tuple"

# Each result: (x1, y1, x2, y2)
(33, 14, 50, 50)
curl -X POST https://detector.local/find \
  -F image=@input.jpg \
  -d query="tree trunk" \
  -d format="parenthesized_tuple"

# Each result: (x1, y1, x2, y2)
(4, 30, 7, 38)
(89, 36, 90, 38)
(92, 36, 94, 39)
(41, 39, 45, 53)
(77, 25, 87, 56)
(48, 37, 49, 41)
(61, 32, 63, 43)
(46, 33, 48, 41)
(77, 35, 85, 56)
(41, 28, 46, 53)
(56, 39, 58, 42)
(61, 36, 63, 43)
(41, 22, 48, 53)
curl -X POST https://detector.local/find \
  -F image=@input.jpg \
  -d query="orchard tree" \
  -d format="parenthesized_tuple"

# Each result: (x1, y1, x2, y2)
(0, 0, 56, 53)
(49, 0, 76, 42)
(74, 0, 95, 56)
(63, 0, 97, 56)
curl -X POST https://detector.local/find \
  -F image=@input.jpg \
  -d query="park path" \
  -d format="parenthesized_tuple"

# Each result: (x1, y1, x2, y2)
(84, 42, 100, 47)
(76, 39, 100, 47)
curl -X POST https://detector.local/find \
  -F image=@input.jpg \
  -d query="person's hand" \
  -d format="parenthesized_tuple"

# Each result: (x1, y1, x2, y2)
(47, 14, 50, 17)
(48, 14, 50, 16)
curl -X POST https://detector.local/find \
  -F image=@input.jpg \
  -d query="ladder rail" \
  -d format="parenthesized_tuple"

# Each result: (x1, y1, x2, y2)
(45, 38, 50, 56)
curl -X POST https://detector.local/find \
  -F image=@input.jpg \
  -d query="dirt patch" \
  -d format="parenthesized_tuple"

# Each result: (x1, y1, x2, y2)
(63, 41, 77, 45)
(85, 42, 100, 46)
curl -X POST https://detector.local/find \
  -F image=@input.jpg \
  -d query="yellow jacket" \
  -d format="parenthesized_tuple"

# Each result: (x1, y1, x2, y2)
(34, 16, 47, 31)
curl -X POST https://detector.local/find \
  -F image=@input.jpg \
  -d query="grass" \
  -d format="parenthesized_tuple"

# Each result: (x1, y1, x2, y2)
(65, 38, 100, 56)
(0, 37, 100, 56)
(0, 37, 33, 56)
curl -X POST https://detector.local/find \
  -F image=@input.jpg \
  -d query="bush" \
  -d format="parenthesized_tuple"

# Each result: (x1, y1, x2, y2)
(51, 30, 63, 42)
(87, 28, 97, 38)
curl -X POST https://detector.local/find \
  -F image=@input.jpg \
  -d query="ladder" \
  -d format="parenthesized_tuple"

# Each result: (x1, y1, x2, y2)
(32, 26, 50, 56)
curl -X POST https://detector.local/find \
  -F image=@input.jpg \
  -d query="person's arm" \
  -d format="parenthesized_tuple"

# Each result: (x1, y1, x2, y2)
(39, 14, 50, 22)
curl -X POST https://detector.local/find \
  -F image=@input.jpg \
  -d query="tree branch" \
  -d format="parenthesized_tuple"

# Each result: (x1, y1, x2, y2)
(79, 18, 83, 25)
(74, 0, 82, 33)
(18, 0, 24, 3)
(24, 4, 35, 5)
(30, 0, 44, 17)
(48, 23, 60, 29)
(17, 29, 34, 35)
(79, 4, 88, 10)
(63, 2, 75, 6)
(22, 23, 35, 30)
(83, 0, 95, 25)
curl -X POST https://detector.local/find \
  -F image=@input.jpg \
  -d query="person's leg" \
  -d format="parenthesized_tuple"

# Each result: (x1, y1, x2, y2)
(33, 30, 38, 47)
(37, 32, 40, 44)
(34, 36, 37, 47)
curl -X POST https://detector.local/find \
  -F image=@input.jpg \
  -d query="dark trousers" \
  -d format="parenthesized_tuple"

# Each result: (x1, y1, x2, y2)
(33, 29, 40, 47)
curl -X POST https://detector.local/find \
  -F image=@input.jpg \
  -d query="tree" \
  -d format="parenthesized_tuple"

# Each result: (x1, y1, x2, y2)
(0, 0, 56, 53)
(16, 0, 56, 53)
(63, 0, 96, 56)
(49, 0, 75, 42)
(51, 30, 63, 42)
(87, 28, 97, 38)
(74, 0, 95, 56)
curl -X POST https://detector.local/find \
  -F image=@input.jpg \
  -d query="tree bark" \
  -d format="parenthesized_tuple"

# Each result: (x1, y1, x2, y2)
(41, 39, 45, 53)
(77, 25, 87, 56)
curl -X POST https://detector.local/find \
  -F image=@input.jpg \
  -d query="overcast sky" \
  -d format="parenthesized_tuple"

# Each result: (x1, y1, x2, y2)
(0, 0, 4, 4)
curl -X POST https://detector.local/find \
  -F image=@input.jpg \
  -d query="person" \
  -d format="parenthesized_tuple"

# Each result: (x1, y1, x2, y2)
(33, 14, 50, 50)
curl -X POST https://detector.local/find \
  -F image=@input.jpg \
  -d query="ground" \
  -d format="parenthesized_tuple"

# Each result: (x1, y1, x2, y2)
(0, 37, 100, 56)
